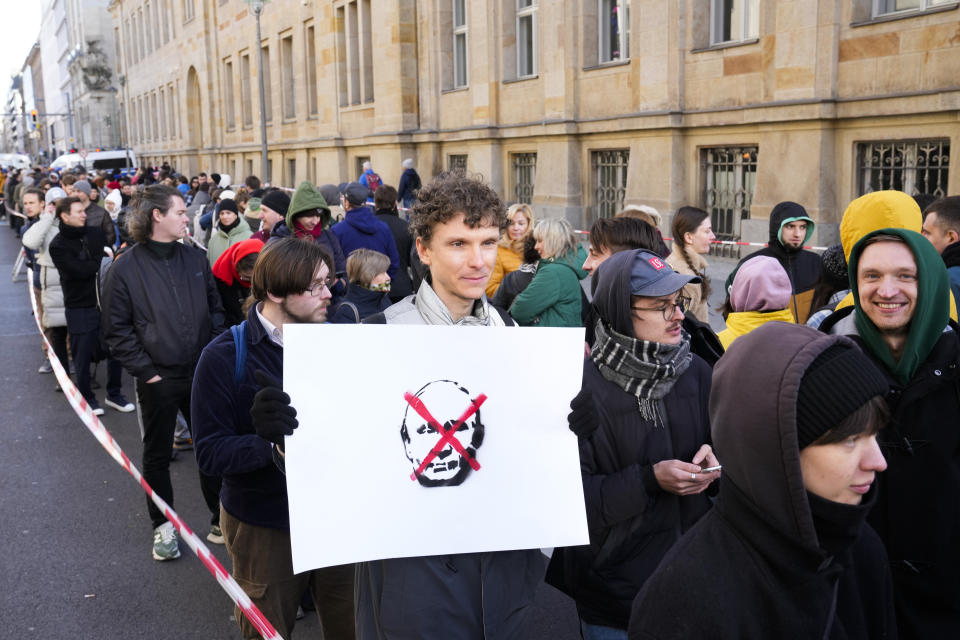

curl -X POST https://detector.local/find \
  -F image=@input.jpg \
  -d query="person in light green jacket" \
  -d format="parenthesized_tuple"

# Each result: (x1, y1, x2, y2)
(207, 198, 252, 267)
(509, 218, 588, 327)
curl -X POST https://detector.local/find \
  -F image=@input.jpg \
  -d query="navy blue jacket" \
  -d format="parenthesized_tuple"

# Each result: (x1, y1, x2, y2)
(330, 205, 400, 279)
(192, 304, 289, 530)
(328, 283, 391, 323)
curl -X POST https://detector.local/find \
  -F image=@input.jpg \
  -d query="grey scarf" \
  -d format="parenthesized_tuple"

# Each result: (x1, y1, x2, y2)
(591, 319, 692, 425)
(414, 280, 506, 327)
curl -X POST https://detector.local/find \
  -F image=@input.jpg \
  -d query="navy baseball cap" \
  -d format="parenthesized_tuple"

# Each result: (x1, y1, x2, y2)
(630, 251, 701, 297)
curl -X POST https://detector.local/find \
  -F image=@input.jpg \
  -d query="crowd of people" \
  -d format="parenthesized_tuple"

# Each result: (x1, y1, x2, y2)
(2, 156, 959, 639)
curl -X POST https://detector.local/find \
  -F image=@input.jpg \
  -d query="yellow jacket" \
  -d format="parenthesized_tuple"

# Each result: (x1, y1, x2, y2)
(718, 308, 796, 350)
(486, 245, 524, 298)
(836, 190, 957, 320)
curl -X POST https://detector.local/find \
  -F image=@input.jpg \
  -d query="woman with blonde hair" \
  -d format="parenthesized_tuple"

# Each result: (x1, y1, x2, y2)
(666, 206, 715, 323)
(486, 203, 534, 298)
(328, 248, 392, 323)
(509, 218, 588, 327)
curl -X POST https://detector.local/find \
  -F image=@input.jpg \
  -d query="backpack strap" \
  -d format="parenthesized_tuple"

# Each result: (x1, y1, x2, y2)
(231, 321, 247, 385)
(492, 305, 516, 326)
(331, 300, 361, 324)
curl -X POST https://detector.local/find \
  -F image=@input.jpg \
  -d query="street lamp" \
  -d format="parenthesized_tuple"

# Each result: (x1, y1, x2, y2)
(244, 0, 271, 185)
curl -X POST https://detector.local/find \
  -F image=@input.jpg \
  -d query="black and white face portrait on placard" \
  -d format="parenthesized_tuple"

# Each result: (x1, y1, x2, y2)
(400, 379, 486, 487)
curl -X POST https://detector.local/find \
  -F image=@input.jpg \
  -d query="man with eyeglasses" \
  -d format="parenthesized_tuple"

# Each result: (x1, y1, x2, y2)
(547, 249, 719, 640)
(192, 238, 355, 640)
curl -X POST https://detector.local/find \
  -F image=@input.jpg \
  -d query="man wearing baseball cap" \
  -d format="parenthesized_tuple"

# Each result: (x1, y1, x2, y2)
(547, 249, 719, 639)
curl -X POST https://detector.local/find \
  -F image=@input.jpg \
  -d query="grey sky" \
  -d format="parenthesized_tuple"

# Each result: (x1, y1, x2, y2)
(1, 1, 43, 90)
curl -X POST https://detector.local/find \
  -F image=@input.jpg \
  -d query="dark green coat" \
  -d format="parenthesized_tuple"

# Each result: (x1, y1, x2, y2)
(509, 246, 587, 327)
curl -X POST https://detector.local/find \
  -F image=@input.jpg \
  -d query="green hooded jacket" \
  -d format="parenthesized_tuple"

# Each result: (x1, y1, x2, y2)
(286, 181, 331, 230)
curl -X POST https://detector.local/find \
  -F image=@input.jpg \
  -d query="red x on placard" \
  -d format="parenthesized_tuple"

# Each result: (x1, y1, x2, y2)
(404, 391, 487, 481)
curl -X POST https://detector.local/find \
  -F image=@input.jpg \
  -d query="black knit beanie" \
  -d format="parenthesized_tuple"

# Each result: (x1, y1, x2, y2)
(820, 243, 848, 290)
(796, 344, 889, 449)
(261, 190, 290, 216)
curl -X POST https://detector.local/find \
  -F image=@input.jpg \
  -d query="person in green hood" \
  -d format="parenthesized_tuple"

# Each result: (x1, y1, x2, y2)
(821, 226, 960, 638)
(724, 201, 822, 323)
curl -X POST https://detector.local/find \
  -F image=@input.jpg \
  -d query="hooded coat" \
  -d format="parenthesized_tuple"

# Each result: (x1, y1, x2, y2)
(545, 249, 714, 630)
(821, 228, 960, 638)
(331, 204, 401, 279)
(726, 202, 822, 323)
(212, 238, 264, 327)
(628, 322, 897, 640)
(832, 190, 958, 322)
(509, 246, 588, 327)
(269, 183, 347, 280)
(717, 255, 795, 349)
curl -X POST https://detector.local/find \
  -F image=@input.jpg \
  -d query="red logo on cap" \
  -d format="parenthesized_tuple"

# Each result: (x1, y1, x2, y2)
(648, 257, 666, 270)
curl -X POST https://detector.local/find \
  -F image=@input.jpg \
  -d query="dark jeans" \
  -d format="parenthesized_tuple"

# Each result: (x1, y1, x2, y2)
(65, 307, 101, 404)
(221, 507, 355, 640)
(97, 358, 124, 398)
(136, 374, 222, 529)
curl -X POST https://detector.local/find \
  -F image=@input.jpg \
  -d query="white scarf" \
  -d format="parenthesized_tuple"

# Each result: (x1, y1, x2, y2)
(414, 280, 506, 327)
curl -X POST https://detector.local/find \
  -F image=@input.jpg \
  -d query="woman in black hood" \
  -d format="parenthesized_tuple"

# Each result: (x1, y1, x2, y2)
(629, 322, 897, 639)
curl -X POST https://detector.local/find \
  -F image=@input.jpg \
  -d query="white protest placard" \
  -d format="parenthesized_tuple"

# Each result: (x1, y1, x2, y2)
(284, 324, 589, 573)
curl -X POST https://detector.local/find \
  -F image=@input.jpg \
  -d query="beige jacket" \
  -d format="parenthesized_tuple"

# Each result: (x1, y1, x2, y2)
(666, 246, 710, 323)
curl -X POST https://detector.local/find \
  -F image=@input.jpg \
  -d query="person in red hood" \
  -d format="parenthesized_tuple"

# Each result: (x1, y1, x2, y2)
(213, 238, 264, 326)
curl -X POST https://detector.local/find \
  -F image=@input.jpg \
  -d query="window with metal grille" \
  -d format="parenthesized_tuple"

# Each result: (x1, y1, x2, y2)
(449, 154, 467, 172)
(856, 139, 950, 198)
(512, 153, 536, 204)
(591, 150, 629, 221)
(701, 146, 757, 251)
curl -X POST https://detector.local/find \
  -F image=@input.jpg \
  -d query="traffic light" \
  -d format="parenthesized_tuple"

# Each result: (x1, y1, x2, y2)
(30, 109, 37, 129)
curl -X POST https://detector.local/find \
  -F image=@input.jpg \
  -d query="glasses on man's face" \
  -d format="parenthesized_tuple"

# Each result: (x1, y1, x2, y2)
(306, 277, 335, 297)
(631, 295, 690, 321)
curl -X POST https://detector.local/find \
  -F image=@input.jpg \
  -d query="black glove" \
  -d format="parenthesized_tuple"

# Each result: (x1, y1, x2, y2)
(568, 389, 599, 438)
(250, 369, 298, 449)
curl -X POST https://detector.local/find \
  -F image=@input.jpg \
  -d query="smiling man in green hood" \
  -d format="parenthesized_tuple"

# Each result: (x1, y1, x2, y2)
(822, 226, 960, 638)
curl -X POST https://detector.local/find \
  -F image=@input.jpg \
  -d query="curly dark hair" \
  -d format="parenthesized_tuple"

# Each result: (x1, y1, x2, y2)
(409, 171, 506, 244)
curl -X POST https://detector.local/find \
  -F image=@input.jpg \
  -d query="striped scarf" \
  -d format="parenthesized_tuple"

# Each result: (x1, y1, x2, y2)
(591, 319, 692, 425)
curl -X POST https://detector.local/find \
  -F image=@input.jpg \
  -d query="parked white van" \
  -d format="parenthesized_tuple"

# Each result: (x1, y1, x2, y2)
(0, 153, 33, 170)
(51, 149, 138, 174)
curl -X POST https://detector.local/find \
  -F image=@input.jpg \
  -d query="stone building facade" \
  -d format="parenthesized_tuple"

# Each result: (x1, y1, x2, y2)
(110, 0, 959, 242)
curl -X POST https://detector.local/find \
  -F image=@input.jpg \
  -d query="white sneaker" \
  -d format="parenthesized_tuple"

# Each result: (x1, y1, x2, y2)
(152, 522, 181, 561)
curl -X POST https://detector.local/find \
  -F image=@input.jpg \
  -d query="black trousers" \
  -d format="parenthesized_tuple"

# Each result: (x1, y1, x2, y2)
(136, 375, 222, 529)
(65, 307, 101, 404)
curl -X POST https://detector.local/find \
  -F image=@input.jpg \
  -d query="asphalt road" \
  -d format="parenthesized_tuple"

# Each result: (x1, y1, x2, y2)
(0, 218, 582, 639)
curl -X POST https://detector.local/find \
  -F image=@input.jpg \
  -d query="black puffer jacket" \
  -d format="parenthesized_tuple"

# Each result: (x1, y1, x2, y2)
(823, 307, 960, 638)
(102, 242, 225, 381)
(546, 249, 714, 630)
(629, 323, 898, 640)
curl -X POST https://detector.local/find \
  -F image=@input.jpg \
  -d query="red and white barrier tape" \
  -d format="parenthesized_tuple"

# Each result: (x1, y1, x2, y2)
(26, 278, 283, 640)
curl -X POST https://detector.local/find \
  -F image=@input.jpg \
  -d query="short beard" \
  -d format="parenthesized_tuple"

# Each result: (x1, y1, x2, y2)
(280, 298, 327, 324)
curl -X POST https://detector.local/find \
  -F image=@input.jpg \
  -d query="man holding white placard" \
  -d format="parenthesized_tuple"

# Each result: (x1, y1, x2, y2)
(356, 172, 546, 638)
